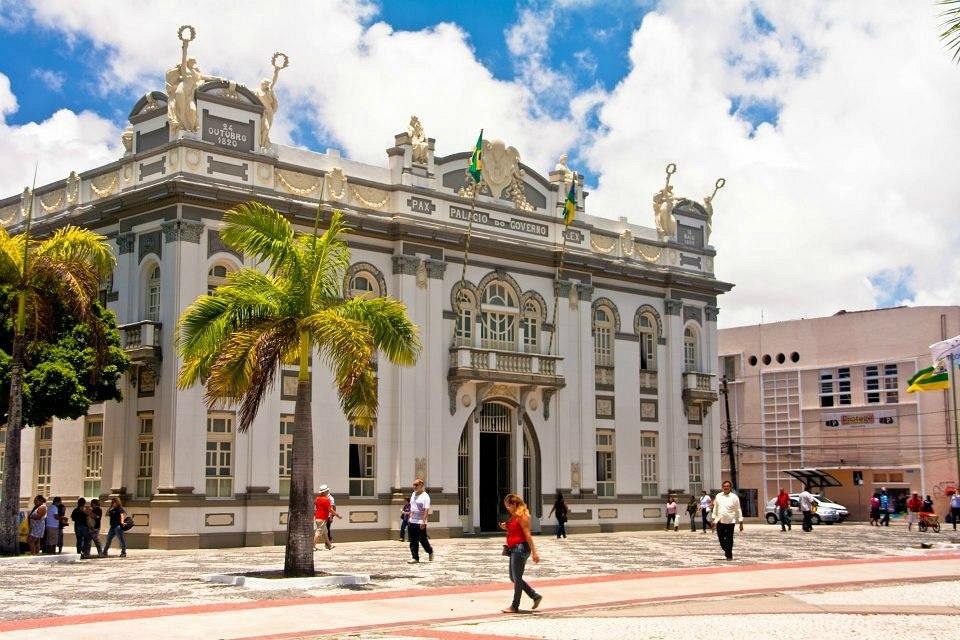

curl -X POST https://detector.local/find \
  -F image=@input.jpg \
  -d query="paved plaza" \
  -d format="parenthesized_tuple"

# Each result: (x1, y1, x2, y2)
(1, 523, 959, 638)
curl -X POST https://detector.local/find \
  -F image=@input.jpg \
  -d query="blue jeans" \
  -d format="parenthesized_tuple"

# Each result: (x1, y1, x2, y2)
(399, 516, 409, 540)
(73, 524, 91, 556)
(555, 517, 566, 538)
(779, 507, 792, 530)
(104, 525, 127, 554)
(508, 543, 540, 610)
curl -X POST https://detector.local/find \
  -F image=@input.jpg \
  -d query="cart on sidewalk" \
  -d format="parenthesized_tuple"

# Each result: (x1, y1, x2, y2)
(918, 512, 940, 533)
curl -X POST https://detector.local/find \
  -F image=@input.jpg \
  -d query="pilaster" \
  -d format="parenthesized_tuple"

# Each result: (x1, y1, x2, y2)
(663, 297, 685, 493)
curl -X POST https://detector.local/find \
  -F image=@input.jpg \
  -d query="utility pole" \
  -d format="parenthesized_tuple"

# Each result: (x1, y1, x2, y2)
(721, 376, 738, 490)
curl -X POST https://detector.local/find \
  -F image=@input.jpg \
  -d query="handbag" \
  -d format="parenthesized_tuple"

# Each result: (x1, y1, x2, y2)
(121, 516, 135, 532)
(501, 544, 511, 556)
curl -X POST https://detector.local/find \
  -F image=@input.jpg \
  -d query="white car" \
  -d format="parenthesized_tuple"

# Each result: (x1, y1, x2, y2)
(765, 494, 850, 525)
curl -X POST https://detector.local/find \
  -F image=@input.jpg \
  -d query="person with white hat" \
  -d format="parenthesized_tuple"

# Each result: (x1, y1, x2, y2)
(314, 485, 334, 550)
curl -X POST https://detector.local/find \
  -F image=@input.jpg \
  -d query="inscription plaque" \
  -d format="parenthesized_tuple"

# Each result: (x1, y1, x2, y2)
(202, 110, 254, 152)
(449, 206, 547, 238)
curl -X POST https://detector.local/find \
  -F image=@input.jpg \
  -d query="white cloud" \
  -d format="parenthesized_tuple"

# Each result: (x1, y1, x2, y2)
(0, 73, 121, 196)
(31, 68, 66, 92)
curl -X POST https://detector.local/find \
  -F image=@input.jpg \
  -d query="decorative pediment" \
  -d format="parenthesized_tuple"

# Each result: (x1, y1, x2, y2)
(673, 198, 709, 218)
(197, 80, 264, 110)
(128, 91, 168, 120)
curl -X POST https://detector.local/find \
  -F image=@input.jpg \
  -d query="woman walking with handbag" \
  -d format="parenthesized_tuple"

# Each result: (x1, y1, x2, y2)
(103, 497, 128, 557)
(499, 493, 543, 614)
(546, 490, 568, 539)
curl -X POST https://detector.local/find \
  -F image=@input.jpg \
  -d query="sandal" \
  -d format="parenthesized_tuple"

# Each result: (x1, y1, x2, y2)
(501, 607, 519, 614)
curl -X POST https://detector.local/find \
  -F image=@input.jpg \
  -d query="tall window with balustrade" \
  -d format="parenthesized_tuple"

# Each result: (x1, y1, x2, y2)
(683, 326, 700, 372)
(641, 431, 659, 497)
(137, 412, 154, 498)
(145, 265, 161, 322)
(455, 290, 476, 347)
(639, 315, 656, 371)
(349, 422, 375, 497)
(83, 416, 104, 497)
(205, 412, 234, 497)
(480, 282, 518, 350)
(521, 300, 540, 353)
(688, 435, 703, 494)
(596, 429, 615, 497)
(35, 424, 53, 498)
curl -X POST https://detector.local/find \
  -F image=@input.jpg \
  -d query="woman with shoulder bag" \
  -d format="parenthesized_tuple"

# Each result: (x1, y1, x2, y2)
(103, 497, 128, 557)
(499, 493, 543, 614)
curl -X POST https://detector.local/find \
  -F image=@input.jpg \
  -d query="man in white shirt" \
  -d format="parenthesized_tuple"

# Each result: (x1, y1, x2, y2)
(698, 490, 713, 533)
(798, 486, 815, 532)
(711, 481, 743, 560)
(407, 478, 434, 564)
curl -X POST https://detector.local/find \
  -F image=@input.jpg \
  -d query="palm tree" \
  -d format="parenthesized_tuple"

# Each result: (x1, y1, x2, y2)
(941, 0, 960, 63)
(0, 225, 115, 555)
(178, 203, 419, 577)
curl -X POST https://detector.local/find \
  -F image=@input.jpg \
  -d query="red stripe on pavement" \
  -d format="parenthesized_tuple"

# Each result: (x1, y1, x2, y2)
(392, 629, 544, 639)
(1, 552, 958, 633)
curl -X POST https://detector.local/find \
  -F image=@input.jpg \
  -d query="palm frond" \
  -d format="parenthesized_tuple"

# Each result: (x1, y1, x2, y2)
(330, 297, 421, 367)
(34, 226, 115, 277)
(220, 202, 302, 280)
(302, 209, 351, 306)
(337, 366, 378, 428)
(940, 0, 960, 63)
(237, 319, 299, 431)
(0, 228, 25, 283)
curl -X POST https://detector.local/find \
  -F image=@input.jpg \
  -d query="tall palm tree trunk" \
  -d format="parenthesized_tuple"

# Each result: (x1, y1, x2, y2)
(285, 333, 315, 576)
(0, 330, 27, 555)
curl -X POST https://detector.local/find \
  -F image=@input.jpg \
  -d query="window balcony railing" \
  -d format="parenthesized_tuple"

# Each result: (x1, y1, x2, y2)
(639, 369, 658, 393)
(448, 345, 564, 388)
(119, 320, 162, 364)
(681, 371, 718, 406)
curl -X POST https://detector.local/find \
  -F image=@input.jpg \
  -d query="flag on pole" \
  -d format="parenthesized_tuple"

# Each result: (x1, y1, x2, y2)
(468, 130, 483, 184)
(906, 365, 950, 393)
(562, 175, 577, 226)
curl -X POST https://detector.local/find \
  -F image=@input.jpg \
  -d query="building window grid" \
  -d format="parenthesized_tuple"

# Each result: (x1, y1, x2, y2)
(83, 417, 104, 498)
(457, 429, 470, 516)
(865, 363, 898, 404)
(349, 422, 375, 497)
(35, 424, 53, 498)
(480, 283, 518, 351)
(207, 263, 232, 295)
(683, 327, 699, 372)
(146, 265, 161, 322)
(688, 435, 703, 495)
(640, 431, 658, 497)
(593, 308, 614, 367)
(205, 413, 234, 498)
(455, 291, 475, 347)
(639, 315, 656, 371)
(521, 301, 540, 354)
(819, 367, 851, 407)
(137, 413, 154, 498)
(762, 371, 803, 500)
(350, 273, 377, 298)
(278, 415, 293, 498)
(596, 429, 616, 497)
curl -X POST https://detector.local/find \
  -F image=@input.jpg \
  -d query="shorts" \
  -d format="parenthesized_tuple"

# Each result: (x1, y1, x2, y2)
(907, 512, 918, 524)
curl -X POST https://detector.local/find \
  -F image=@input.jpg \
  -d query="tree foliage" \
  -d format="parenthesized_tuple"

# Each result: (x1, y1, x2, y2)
(940, 0, 960, 63)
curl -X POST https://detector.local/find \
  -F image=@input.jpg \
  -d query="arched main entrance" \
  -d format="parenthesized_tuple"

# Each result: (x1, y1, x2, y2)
(458, 401, 541, 532)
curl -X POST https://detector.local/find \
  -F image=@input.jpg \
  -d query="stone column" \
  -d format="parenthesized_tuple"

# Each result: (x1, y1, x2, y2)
(391, 256, 424, 492)
(662, 298, 685, 494)
(703, 305, 722, 489)
(575, 283, 595, 497)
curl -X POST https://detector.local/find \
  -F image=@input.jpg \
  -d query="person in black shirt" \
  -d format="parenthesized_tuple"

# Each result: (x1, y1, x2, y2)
(70, 498, 92, 559)
(103, 497, 128, 557)
(88, 499, 104, 557)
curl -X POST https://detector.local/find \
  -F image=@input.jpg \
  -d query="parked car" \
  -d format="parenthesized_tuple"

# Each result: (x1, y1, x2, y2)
(764, 494, 849, 525)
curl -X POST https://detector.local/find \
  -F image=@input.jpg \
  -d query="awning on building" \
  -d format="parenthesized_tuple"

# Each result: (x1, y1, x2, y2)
(782, 468, 843, 490)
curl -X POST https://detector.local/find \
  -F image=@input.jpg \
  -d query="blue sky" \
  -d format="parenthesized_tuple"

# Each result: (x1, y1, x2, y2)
(1, 1, 956, 326)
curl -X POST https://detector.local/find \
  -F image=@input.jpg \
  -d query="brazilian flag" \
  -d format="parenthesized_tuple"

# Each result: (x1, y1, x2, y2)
(906, 366, 950, 393)
(468, 130, 483, 184)
(563, 176, 577, 226)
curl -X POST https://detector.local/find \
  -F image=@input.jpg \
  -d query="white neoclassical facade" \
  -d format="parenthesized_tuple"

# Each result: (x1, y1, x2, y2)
(0, 52, 732, 548)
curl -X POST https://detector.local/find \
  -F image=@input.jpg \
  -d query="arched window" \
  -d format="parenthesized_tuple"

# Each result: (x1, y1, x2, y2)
(207, 263, 232, 295)
(455, 289, 477, 347)
(521, 300, 540, 353)
(593, 306, 614, 366)
(684, 326, 700, 372)
(350, 273, 377, 298)
(638, 314, 656, 371)
(145, 265, 161, 322)
(480, 282, 518, 350)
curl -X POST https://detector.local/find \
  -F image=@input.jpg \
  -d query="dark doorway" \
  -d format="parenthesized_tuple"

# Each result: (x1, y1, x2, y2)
(479, 432, 511, 531)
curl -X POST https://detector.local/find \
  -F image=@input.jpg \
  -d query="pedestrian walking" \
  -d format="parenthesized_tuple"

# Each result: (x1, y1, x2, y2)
(499, 493, 542, 613)
(699, 490, 712, 533)
(399, 496, 411, 542)
(546, 490, 568, 539)
(906, 492, 922, 531)
(665, 496, 678, 531)
(313, 485, 334, 550)
(776, 488, 792, 531)
(70, 497, 92, 558)
(869, 493, 880, 526)
(711, 481, 743, 560)
(950, 492, 960, 530)
(43, 496, 62, 554)
(88, 499, 104, 556)
(407, 478, 434, 563)
(686, 495, 698, 531)
(102, 497, 128, 557)
(27, 495, 47, 555)
(879, 488, 891, 526)
(325, 492, 342, 542)
(798, 486, 815, 532)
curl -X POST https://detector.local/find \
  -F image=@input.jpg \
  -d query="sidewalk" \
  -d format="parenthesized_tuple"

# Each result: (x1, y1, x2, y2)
(2, 552, 958, 639)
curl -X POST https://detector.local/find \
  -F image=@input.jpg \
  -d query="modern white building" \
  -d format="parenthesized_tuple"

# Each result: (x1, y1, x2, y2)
(0, 51, 731, 548)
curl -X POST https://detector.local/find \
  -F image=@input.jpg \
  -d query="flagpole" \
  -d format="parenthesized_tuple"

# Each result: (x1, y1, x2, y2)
(458, 178, 478, 289)
(547, 174, 575, 357)
(951, 354, 960, 488)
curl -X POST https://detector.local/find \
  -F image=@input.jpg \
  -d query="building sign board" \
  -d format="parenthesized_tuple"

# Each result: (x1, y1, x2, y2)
(823, 410, 897, 429)
(449, 205, 548, 238)
(202, 111, 254, 152)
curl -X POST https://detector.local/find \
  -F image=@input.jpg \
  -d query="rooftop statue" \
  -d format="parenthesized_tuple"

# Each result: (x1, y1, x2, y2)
(702, 177, 725, 244)
(257, 52, 289, 151)
(653, 163, 678, 239)
(554, 153, 574, 188)
(165, 25, 214, 134)
(408, 115, 428, 165)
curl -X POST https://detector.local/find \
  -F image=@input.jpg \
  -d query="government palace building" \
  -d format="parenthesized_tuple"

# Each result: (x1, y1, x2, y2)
(0, 46, 732, 548)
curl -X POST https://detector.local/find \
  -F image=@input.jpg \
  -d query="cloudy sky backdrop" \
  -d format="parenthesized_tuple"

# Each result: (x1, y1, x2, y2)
(0, 0, 957, 328)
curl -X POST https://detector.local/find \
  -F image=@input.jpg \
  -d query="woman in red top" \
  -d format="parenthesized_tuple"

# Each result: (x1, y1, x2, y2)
(498, 493, 542, 613)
